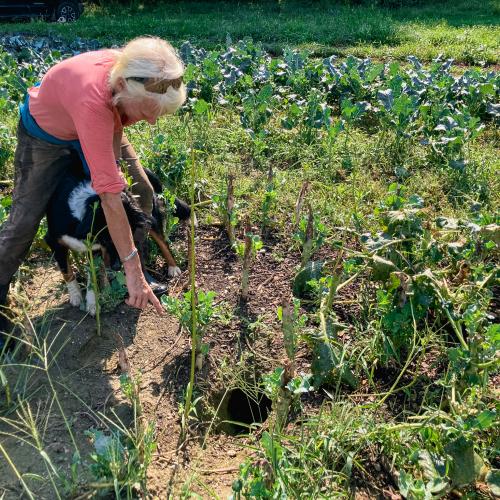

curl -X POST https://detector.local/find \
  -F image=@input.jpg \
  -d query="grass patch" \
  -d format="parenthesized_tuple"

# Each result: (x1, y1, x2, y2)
(0, 0, 498, 63)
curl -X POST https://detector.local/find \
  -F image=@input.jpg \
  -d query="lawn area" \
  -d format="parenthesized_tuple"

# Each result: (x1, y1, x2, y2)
(0, 0, 499, 63)
(0, 2, 499, 499)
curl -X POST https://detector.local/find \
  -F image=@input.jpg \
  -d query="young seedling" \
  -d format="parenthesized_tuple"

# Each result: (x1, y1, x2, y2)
(162, 290, 216, 370)
(240, 83, 274, 159)
(236, 220, 263, 301)
(85, 373, 156, 498)
(84, 202, 105, 336)
(162, 137, 217, 433)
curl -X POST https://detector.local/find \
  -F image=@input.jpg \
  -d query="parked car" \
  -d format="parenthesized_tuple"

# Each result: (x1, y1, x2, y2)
(0, 0, 84, 22)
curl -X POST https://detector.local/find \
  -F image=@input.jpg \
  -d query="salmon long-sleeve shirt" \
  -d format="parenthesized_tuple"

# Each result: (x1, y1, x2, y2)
(28, 50, 130, 195)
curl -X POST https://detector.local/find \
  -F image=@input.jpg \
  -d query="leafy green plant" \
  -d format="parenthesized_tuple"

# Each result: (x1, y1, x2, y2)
(425, 111, 485, 167)
(240, 83, 274, 156)
(99, 271, 127, 313)
(281, 88, 331, 144)
(162, 290, 216, 371)
(0, 125, 15, 179)
(231, 402, 380, 499)
(145, 133, 188, 192)
(311, 268, 358, 389)
(0, 193, 11, 225)
(339, 97, 370, 170)
(360, 184, 499, 390)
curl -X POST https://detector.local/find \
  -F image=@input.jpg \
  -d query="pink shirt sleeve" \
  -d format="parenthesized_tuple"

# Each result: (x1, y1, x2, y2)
(71, 101, 126, 195)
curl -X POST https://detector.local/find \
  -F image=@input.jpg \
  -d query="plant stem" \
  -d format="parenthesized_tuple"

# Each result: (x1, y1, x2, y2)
(87, 203, 102, 336)
(240, 220, 252, 301)
(183, 135, 198, 434)
(294, 180, 310, 227)
(477, 357, 500, 370)
(301, 203, 314, 268)
(87, 249, 101, 336)
(225, 173, 235, 246)
(0, 442, 35, 500)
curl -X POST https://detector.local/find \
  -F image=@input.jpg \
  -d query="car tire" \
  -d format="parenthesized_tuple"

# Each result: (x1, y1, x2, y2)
(55, 1, 81, 22)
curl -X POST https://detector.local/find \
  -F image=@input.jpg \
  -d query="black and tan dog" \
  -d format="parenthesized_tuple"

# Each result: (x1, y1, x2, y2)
(44, 162, 190, 315)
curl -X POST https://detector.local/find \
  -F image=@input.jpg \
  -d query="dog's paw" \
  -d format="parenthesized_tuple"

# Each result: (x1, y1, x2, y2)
(67, 280, 83, 307)
(168, 266, 182, 277)
(85, 289, 97, 317)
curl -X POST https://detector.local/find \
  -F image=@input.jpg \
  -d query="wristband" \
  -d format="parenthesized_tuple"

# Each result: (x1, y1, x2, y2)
(121, 248, 138, 263)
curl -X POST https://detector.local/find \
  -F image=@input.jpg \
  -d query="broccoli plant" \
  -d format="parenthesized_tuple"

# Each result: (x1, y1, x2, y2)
(240, 83, 274, 157)
(281, 88, 331, 144)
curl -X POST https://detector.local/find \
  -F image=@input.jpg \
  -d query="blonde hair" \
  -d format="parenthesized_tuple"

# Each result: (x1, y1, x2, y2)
(109, 37, 186, 115)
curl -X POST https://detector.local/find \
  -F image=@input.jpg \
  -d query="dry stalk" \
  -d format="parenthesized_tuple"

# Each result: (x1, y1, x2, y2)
(294, 180, 311, 226)
(274, 359, 294, 433)
(273, 300, 296, 433)
(240, 219, 253, 301)
(301, 203, 314, 268)
(267, 163, 274, 185)
(225, 173, 235, 245)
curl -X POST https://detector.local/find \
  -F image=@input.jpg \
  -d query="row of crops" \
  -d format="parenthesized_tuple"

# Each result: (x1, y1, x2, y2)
(180, 39, 499, 166)
(1, 38, 499, 174)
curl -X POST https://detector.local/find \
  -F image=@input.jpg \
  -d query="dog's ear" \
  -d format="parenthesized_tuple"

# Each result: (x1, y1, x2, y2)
(174, 198, 191, 221)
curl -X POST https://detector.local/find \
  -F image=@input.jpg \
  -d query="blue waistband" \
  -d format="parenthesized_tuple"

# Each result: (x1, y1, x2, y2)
(19, 86, 90, 177)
